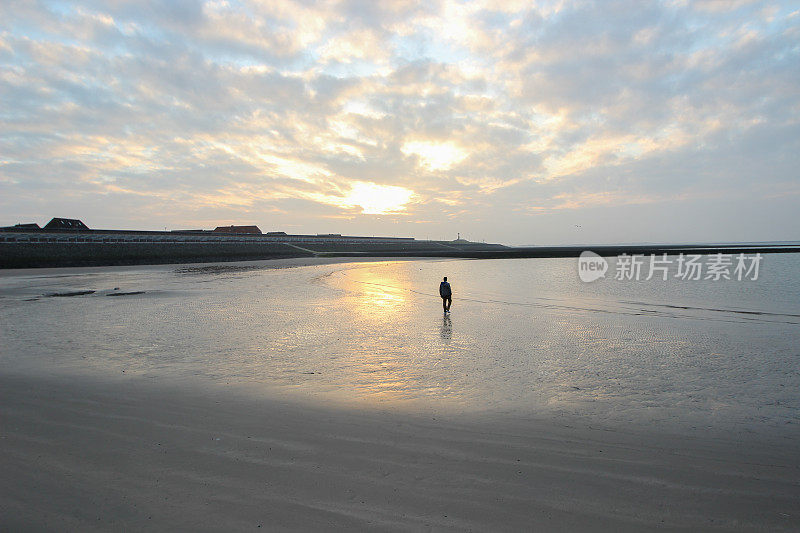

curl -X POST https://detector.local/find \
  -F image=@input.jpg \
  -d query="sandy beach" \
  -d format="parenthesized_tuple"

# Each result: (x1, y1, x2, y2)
(1, 371, 798, 532)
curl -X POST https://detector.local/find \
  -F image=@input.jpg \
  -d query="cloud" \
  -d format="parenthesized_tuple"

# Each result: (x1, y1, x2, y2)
(0, 0, 798, 244)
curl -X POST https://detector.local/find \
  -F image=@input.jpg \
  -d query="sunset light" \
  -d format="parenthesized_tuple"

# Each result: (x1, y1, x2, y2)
(2, 2, 799, 530)
(1, 1, 797, 243)
(401, 141, 468, 171)
(341, 182, 414, 215)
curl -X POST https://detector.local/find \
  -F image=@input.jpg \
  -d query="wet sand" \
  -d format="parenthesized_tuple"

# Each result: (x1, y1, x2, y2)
(1, 372, 798, 532)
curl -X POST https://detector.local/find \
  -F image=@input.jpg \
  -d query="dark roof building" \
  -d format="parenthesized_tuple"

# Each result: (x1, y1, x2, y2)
(0, 223, 41, 230)
(213, 225, 262, 234)
(44, 218, 89, 230)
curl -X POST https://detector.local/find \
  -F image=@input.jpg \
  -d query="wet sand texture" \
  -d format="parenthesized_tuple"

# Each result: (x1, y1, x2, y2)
(1, 374, 798, 532)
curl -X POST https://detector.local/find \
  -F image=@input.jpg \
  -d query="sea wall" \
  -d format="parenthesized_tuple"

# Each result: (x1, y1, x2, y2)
(0, 241, 312, 268)
(3, 239, 798, 269)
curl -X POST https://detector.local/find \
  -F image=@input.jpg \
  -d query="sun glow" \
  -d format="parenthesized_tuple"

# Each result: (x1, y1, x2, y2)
(401, 141, 467, 171)
(341, 182, 415, 215)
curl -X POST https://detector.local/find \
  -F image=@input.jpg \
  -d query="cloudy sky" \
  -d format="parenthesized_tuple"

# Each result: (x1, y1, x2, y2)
(1, 0, 798, 244)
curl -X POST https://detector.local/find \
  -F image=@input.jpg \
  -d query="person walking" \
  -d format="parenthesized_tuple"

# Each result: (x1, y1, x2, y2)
(439, 276, 452, 312)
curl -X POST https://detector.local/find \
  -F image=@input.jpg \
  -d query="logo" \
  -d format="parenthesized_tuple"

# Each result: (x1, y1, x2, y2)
(576, 252, 762, 282)
(578, 251, 608, 282)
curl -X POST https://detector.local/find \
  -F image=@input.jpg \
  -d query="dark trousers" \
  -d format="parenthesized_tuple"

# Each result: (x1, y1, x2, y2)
(442, 296, 451, 311)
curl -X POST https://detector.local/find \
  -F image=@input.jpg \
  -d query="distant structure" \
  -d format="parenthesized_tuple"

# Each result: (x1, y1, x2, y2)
(0, 223, 40, 230)
(0, 217, 516, 269)
(213, 225, 262, 234)
(453, 232, 468, 243)
(44, 218, 89, 230)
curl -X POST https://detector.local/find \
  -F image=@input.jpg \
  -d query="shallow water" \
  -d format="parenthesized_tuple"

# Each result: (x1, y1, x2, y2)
(1, 256, 798, 437)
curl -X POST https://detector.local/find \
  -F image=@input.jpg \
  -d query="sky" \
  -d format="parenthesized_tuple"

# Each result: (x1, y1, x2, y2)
(1, 0, 799, 245)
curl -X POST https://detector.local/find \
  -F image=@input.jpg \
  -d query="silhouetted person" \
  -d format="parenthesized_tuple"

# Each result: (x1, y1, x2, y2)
(439, 276, 452, 312)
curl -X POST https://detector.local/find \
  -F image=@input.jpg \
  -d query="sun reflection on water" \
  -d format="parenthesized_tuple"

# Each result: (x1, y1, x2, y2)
(338, 265, 408, 314)
(317, 262, 472, 409)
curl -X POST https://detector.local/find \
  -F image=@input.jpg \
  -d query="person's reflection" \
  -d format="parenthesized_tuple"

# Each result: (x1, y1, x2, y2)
(440, 313, 452, 341)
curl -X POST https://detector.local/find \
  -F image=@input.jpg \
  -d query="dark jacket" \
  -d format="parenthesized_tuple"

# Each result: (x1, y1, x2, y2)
(439, 281, 452, 298)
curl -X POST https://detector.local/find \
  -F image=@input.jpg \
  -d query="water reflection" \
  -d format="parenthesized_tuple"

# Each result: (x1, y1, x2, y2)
(361, 283, 404, 309)
(440, 313, 452, 341)
(5, 257, 800, 434)
(319, 263, 445, 404)
(337, 264, 407, 316)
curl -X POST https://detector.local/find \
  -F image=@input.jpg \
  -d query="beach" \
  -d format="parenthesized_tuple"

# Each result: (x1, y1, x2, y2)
(2, 372, 799, 532)
(1, 256, 799, 530)
(6, 0, 799, 528)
